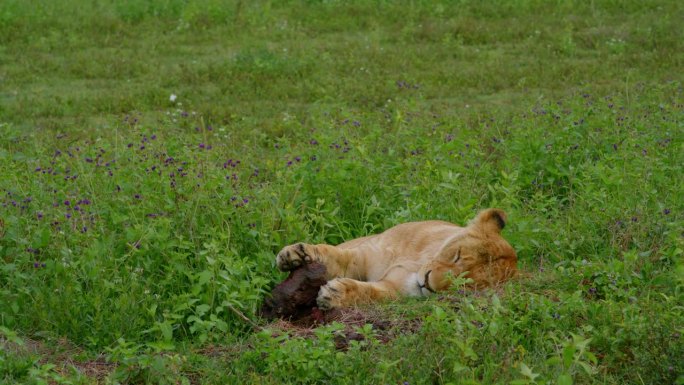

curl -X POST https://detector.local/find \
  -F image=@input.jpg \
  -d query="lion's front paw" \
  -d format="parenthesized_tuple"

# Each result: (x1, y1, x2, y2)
(317, 278, 356, 311)
(276, 243, 315, 271)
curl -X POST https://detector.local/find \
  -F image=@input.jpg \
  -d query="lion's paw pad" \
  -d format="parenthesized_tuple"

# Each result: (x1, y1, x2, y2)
(276, 243, 314, 271)
(317, 279, 350, 310)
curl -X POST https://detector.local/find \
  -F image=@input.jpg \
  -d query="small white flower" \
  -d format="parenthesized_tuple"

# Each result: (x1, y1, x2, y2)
(169, 94, 177, 102)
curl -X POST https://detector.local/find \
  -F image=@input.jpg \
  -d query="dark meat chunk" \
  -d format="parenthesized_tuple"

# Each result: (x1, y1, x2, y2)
(260, 262, 327, 320)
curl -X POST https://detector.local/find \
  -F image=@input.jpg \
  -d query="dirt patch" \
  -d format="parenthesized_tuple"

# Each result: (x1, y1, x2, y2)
(1, 336, 115, 383)
(259, 263, 423, 348)
(266, 307, 422, 350)
(61, 356, 114, 382)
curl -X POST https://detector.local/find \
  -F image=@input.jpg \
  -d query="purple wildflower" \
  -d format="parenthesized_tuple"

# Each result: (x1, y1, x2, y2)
(663, 209, 671, 215)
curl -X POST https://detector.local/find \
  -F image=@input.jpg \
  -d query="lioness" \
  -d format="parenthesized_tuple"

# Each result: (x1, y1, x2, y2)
(276, 208, 517, 310)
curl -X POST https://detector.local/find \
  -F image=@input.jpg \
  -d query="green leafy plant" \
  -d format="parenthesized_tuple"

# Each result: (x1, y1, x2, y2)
(0, 0, 681, 383)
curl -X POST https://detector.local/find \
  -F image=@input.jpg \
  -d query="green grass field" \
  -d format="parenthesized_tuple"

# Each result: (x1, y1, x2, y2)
(1, 0, 683, 383)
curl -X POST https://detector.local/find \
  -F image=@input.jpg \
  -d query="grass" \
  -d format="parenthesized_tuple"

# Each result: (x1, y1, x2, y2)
(0, 0, 682, 384)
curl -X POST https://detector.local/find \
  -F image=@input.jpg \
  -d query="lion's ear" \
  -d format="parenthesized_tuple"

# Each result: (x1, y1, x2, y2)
(469, 208, 507, 234)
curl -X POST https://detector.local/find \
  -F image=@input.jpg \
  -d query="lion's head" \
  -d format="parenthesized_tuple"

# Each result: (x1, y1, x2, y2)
(417, 208, 517, 294)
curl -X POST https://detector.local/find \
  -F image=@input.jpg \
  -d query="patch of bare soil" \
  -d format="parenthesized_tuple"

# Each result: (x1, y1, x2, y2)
(259, 263, 423, 348)
(265, 306, 422, 350)
(1, 336, 115, 383)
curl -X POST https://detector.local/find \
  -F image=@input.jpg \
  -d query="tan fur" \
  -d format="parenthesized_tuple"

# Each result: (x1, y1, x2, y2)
(276, 208, 517, 310)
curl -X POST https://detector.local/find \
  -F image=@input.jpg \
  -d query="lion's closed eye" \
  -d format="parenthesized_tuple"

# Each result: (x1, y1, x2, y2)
(452, 247, 462, 263)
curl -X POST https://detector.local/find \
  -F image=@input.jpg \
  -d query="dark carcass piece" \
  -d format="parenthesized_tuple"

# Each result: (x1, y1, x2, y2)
(260, 262, 327, 320)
